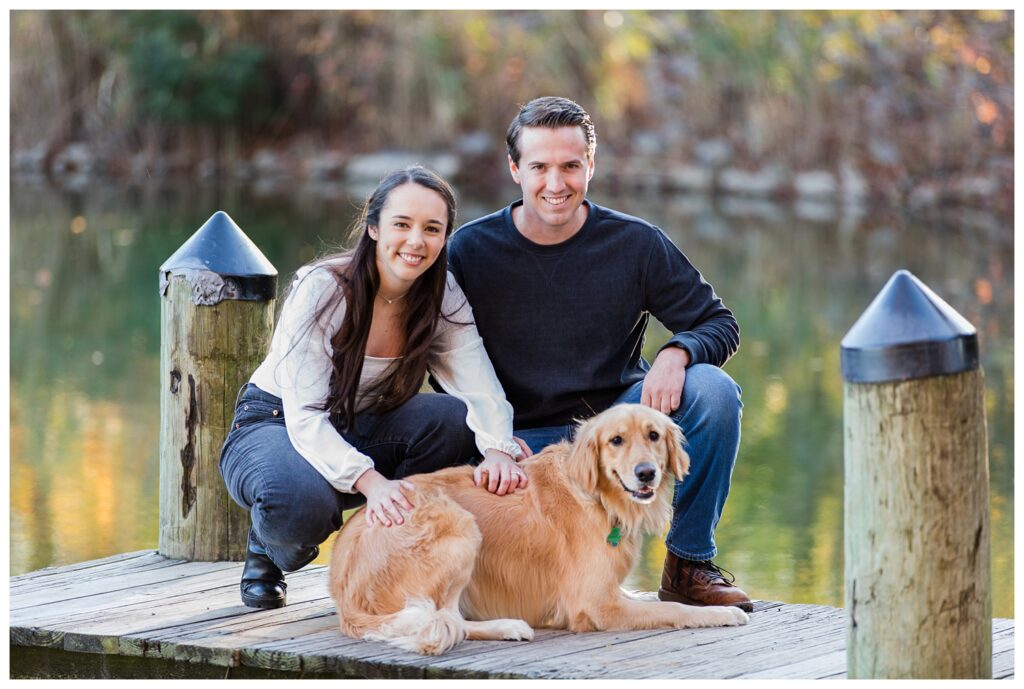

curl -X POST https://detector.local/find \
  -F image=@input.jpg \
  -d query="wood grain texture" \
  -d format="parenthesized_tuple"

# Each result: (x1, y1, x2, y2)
(159, 275, 275, 561)
(844, 368, 991, 678)
(9, 552, 1014, 679)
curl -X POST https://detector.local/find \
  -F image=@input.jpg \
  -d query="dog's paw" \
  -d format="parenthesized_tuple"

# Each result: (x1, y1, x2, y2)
(725, 606, 749, 626)
(498, 619, 534, 641)
(705, 605, 748, 627)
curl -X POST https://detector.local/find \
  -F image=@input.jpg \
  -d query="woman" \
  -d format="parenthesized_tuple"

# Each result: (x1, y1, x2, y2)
(220, 167, 526, 610)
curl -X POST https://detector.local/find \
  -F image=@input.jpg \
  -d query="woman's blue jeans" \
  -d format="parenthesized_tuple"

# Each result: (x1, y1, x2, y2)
(515, 364, 742, 562)
(219, 384, 478, 572)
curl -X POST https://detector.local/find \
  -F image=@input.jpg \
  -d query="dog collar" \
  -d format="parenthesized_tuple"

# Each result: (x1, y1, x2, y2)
(607, 522, 622, 547)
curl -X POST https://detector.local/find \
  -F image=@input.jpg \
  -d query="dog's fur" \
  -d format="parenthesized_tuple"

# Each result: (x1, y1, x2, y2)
(328, 404, 749, 655)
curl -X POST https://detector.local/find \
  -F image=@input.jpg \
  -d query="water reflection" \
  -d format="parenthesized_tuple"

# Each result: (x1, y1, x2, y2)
(9, 179, 1013, 618)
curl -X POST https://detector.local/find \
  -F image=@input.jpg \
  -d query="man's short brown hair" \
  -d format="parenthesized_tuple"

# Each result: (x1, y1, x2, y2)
(506, 96, 597, 164)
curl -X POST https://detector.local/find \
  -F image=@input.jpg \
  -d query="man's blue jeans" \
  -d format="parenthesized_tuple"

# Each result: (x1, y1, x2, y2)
(515, 364, 742, 561)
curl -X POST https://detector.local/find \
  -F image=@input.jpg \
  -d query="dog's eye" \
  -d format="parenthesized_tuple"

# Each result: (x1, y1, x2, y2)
(610, 435, 623, 446)
(649, 431, 660, 442)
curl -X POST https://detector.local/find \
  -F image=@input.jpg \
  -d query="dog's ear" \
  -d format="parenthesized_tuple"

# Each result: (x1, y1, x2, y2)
(665, 423, 690, 481)
(567, 419, 600, 493)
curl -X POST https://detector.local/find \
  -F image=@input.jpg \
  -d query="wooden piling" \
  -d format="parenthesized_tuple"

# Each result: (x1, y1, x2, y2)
(841, 269, 991, 678)
(158, 211, 277, 561)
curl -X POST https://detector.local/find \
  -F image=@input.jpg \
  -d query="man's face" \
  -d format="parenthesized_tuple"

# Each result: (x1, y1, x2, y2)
(508, 125, 595, 236)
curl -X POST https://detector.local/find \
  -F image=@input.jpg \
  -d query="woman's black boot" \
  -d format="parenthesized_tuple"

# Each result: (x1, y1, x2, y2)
(240, 531, 286, 609)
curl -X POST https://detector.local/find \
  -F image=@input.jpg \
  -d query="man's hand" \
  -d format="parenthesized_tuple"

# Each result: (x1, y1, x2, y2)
(474, 449, 528, 495)
(513, 436, 534, 458)
(641, 346, 691, 415)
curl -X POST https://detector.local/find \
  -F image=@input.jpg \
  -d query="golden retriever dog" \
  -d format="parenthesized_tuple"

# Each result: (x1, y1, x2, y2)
(328, 404, 749, 655)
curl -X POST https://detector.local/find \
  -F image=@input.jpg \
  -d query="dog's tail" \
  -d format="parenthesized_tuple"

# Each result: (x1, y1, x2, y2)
(357, 598, 467, 656)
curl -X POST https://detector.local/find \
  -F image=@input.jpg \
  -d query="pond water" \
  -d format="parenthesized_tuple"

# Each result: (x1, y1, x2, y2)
(9, 177, 1013, 617)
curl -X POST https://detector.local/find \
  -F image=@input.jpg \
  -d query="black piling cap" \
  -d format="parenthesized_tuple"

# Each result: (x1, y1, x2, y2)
(160, 211, 277, 302)
(840, 270, 978, 383)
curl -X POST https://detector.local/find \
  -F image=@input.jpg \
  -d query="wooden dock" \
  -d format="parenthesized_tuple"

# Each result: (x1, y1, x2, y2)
(10, 550, 1015, 679)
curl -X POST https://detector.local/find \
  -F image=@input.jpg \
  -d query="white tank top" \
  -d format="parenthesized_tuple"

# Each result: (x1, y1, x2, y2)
(354, 355, 401, 412)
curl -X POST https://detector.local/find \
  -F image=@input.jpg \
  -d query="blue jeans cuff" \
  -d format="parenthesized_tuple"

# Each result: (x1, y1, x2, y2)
(667, 544, 718, 562)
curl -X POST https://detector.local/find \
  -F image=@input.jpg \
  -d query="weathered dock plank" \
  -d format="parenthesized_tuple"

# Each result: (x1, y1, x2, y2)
(9, 551, 1014, 679)
(13, 560, 240, 615)
(9, 550, 154, 588)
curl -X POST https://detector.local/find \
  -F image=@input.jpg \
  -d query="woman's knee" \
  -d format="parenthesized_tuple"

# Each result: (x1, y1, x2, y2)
(411, 394, 477, 454)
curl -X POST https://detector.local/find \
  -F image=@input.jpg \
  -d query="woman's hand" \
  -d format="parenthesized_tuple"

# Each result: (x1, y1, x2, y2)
(474, 449, 528, 496)
(354, 469, 415, 527)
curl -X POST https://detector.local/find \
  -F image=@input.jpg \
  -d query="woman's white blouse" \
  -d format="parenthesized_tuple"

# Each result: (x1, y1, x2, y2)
(249, 263, 521, 493)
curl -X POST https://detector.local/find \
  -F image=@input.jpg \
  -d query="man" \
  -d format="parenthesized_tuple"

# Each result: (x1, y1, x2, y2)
(447, 96, 751, 611)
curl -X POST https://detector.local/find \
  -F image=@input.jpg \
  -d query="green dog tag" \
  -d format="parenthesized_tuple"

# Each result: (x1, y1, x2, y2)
(607, 525, 622, 547)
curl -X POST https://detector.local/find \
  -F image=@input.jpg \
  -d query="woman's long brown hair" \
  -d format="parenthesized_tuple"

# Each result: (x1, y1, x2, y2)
(288, 166, 460, 432)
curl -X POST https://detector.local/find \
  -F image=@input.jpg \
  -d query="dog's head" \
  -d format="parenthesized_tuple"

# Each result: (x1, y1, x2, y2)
(566, 405, 689, 528)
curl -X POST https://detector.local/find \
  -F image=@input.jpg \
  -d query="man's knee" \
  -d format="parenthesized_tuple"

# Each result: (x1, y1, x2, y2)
(680, 364, 742, 423)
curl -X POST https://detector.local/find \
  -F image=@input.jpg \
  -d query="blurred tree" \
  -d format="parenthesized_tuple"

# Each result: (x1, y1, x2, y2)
(112, 12, 270, 127)
(10, 9, 1013, 208)
(41, 11, 107, 165)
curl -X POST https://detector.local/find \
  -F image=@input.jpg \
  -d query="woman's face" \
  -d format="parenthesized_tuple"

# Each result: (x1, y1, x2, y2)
(369, 182, 449, 293)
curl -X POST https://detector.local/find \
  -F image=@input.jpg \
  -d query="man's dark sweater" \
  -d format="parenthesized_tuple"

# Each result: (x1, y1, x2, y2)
(448, 199, 739, 429)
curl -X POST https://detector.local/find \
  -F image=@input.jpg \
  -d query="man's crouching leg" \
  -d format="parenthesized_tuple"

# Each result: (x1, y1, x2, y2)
(658, 364, 751, 612)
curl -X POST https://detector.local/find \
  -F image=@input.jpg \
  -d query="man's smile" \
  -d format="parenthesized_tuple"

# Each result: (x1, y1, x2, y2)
(543, 195, 571, 206)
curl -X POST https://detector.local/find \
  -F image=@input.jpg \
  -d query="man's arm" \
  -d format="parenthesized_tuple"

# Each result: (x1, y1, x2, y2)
(640, 227, 739, 412)
(643, 227, 739, 367)
(447, 232, 466, 287)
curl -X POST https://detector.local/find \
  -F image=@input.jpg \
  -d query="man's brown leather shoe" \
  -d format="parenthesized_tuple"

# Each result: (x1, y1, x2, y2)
(657, 551, 753, 612)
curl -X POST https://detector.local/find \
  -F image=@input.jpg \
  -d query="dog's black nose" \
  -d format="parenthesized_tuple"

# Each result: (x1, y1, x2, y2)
(634, 463, 657, 484)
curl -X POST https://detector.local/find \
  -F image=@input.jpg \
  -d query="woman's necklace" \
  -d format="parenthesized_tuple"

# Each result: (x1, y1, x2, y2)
(378, 291, 408, 305)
